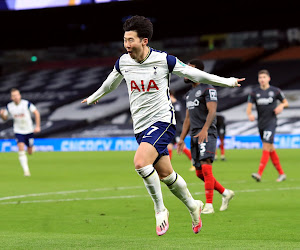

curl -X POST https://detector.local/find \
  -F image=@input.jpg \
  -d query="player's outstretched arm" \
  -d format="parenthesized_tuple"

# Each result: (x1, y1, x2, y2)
(81, 68, 123, 105)
(172, 58, 245, 87)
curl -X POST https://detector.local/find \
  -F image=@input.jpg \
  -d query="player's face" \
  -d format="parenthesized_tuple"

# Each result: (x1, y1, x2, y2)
(258, 73, 270, 87)
(11, 90, 21, 104)
(124, 31, 147, 60)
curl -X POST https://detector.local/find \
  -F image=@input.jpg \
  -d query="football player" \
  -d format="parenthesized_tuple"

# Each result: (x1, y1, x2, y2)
(247, 69, 288, 182)
(1, 88, 41, 176)
(177, 59, 234, 214)
(82, 16, 244, 235)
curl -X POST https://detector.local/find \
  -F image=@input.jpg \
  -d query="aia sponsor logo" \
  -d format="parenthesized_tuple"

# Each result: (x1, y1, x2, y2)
(131, 80, 159, 92)
(14, 113, 25, 118)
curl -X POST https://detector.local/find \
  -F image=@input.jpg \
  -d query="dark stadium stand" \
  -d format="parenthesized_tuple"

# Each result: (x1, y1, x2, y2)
(1, 46, 300, 138)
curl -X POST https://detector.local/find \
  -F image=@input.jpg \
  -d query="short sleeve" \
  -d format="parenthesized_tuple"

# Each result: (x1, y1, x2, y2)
(166, 54, 176, 73)
(248, 92, 255, 103)
(115, 58, 122, 75)
(205, 88, 218, 103)
(29, 102, 37, 112)
(276, 89, 285, 102)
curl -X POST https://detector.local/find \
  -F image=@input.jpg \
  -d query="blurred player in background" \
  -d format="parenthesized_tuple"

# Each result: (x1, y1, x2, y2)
(0, 88, 41, 176)
(247, 69, 288, 182)
(215, 114, 226, 161)
(167, 90, 192, 165)
(177, 59, 235, 214)
(82, 16, 244, 235)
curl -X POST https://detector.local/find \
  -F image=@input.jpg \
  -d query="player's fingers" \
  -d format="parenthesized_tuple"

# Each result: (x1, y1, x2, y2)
(234, 78, 245, 87)
(81, 99, 87, 103)
(177, 147, 182, 154)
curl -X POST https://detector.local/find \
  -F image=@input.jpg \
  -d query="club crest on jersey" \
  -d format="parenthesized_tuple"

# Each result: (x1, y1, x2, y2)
(195, 90, 202, 97)
(269, 91, 274, 97)
(153, 66, 158, 75)
(131, 80, 159, 92)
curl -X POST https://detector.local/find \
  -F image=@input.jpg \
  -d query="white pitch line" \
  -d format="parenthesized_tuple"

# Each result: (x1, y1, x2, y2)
(0, 178, 299, 202)
(0, 186, 299, 205)
(195, 186, 300, 195)
(0, 186, 145, 201)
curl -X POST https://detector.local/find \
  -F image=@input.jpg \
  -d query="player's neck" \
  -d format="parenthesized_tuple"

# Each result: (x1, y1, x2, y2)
(260, 83, 270, 90)
(136, 46, 150, 63)
(192, 82, 201, 88)
(14, 100, 21, 105)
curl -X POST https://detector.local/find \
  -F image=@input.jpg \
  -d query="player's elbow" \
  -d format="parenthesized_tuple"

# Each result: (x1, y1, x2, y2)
(1, 115, 8, 121)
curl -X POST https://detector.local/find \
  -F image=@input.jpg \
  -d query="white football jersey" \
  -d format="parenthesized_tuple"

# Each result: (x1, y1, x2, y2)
(4, 99, 37, 134)
(87, 48, 238, 134)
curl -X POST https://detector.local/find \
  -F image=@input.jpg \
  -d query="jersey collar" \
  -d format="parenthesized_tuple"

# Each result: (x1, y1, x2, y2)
(138, 47, 152, 64)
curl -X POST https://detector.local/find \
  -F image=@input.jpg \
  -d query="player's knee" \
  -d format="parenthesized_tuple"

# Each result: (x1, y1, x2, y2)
(134, 158, 147, 169)
(201, 163, 212, 176)
(195, 169, 204, 180)
(161, 171, 180, 187)
(263, 143, 272, 152)
(18, 151, 26, 158)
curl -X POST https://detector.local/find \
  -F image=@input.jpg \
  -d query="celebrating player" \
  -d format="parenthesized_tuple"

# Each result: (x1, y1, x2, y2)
(167, 91, 192, 164)
(0, 88, 41, 176)
(82, 16, 244, 235)
(215, 114, 226, 161)
(247, 69, 288, 182)
(177, 59, 235, 214)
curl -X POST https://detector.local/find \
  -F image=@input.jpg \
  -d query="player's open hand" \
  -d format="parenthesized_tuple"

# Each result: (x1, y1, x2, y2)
(81, 98, 98, 105)
(234, 78, 245, 87)
(194, 130, 208, 144)
(177, 139, 185, 154)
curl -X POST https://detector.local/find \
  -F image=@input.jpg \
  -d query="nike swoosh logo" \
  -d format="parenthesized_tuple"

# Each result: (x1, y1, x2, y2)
(142, 135, 152, 138)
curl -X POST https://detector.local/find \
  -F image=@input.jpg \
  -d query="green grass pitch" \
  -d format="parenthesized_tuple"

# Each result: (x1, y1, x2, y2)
(0, 149, 299, 249)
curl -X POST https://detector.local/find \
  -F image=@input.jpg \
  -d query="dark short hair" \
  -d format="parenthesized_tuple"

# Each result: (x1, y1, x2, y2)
(258, 69, 270, 76)
(10, 88, 19, 93)
(123, 15, 153, 40)
(188, 59, 205, 71)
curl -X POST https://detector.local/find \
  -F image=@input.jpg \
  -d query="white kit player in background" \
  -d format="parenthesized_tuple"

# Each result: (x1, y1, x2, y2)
(0, 88, 41, 176)
(82, 16, 244, 236)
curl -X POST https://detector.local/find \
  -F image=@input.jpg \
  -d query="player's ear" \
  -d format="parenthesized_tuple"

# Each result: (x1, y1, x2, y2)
(142, 38, 148, 46)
